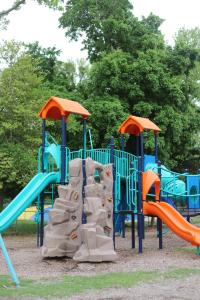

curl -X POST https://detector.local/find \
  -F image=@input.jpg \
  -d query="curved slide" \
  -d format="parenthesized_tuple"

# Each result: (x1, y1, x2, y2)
(143, 201, 200, 246)
(0, 172, 59, 233)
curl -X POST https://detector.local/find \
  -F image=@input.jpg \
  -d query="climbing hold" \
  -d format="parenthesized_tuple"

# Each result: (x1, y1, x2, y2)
(73, 191, 79, 201)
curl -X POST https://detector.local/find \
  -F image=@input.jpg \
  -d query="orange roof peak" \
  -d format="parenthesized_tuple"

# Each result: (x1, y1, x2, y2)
(38, 96, 91, 120)
(118, 115, 161, 136)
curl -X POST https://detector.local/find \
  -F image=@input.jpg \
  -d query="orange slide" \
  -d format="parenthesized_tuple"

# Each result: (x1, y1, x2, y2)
(143, 201, 200, 246)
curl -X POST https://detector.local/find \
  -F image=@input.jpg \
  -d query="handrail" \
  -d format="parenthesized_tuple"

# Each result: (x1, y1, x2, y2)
(37, 143, 200, 208)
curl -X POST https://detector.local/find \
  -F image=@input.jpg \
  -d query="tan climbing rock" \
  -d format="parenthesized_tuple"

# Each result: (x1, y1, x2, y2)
(73, 160, 117, 262)
(41, 158, 83, 258)
(42, 157, 116, 262)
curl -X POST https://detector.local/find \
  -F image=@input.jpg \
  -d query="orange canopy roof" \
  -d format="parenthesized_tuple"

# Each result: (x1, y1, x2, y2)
(118, 115, 161, 136)
(38, 96, 91, 120)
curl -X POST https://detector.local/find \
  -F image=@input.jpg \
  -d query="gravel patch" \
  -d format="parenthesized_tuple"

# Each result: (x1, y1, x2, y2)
(1, 227, 200, 299)
(1, 229, 200, 279)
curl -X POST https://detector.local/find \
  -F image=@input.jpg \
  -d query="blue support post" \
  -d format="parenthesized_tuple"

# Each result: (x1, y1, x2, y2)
(185, 169, 190, 222)
(139, 133, 145, 239)
(137, 156, 143, 253)
(61, 116, 67, 185)
(82, 119, 87, 224)
(154, 133, 158, 163)
(121, 135, 125, 152)
(198, 169, 200, 210)
(131, 213, 135, 249)
(41, 119, 46, 172)
(0, 234, 20, 287)
(39, 119, 46, 247)
(130, 161, 135, 248)
(121, 181, 126, 238)
(157, 160, 163, 249)
(83, 119, 87, 159)
(110, 137, 116, 249)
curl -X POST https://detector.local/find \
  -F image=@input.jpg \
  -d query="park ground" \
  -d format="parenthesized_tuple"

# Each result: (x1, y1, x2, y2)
(0, 221, 200, 299)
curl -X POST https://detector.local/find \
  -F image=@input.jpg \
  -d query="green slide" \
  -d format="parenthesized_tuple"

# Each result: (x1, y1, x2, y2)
(0, 172, 59, 233)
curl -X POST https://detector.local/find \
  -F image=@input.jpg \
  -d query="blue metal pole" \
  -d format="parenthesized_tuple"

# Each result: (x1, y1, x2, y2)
(137, 156, 143, 253)
(0, 234, 20, 287)
(130, 160, 135, 248)
(61, 116, 67, 185)
(110, 137, 116, 249)
(82, 119, 87, 224)
(185, 169, 190, 222)
(157, 160, 163, 249)
(121, 181, 126, 238)
(41, 119, 46, 172)
(39, 119, 46, 246)
(198, 169, 200, 211)
(139, 133, 145, 239)
(154, 133, 158, 163)
(121, 135, 125, 152)
(83, 119, 87, 159)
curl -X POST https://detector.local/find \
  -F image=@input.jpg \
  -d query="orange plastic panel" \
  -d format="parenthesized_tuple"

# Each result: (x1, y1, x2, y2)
(118, 115, 161, 136)
(38, 96, 91, 120)
(142, 170, 160, 201)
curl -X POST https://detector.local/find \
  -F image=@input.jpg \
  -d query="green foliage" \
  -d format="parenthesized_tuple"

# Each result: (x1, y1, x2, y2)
(0, 0, 200, 202)
(3, 220, 37, 236)
(60, 0, 134, 61)
(0, 43, 45, 201)
(0, 40, 23, 67)
(59, 1, 200, 171)
(84, 96, 128, 148)
(25, 41, 61, 82)
(60, 1, 164, 62)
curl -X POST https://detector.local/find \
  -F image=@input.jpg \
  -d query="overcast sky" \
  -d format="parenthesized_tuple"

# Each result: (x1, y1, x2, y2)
(1, 0, 200, 61)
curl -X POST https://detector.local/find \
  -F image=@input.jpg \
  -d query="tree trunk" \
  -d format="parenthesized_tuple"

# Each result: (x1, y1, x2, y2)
(0, 193, 3, 212)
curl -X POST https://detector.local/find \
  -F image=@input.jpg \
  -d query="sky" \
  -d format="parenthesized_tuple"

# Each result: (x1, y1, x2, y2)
(1, 0, 200, 61)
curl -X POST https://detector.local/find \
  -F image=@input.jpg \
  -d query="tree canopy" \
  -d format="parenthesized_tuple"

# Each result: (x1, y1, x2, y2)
(59, 1, 200, 170)
(0, 1, 200, 207)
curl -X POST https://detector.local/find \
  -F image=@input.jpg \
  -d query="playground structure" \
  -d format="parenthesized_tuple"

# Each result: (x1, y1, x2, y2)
(0, 96, 200, 286)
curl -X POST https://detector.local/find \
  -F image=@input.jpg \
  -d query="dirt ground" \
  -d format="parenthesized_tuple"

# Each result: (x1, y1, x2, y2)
(1, 226, 200, 299)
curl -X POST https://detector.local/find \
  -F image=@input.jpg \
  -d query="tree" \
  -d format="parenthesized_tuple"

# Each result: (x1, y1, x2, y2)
(0, 40, 23, 67)
(60, 0, 135, 61)
(84, 96, 128, 148)
(25, 41, 61, 82)
(60, 1, 164, 62)
(60, 0, 200, 171)
(86, 48, 200, 169)
(174, 28, 200, 103)
(0, 43, 45, 209)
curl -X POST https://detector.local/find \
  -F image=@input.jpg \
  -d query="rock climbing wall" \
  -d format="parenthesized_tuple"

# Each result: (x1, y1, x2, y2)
(42, 157, 117, 262)
(73, 158, 117, 262)
(41, 158, 83, 258)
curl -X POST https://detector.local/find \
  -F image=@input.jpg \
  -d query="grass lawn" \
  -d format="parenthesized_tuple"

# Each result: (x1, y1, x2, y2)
(0, 268, 200, 299)
(2, 220, 43, 236)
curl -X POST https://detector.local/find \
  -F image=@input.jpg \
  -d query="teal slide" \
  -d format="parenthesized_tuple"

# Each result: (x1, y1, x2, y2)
(0, 172, 59, 233)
